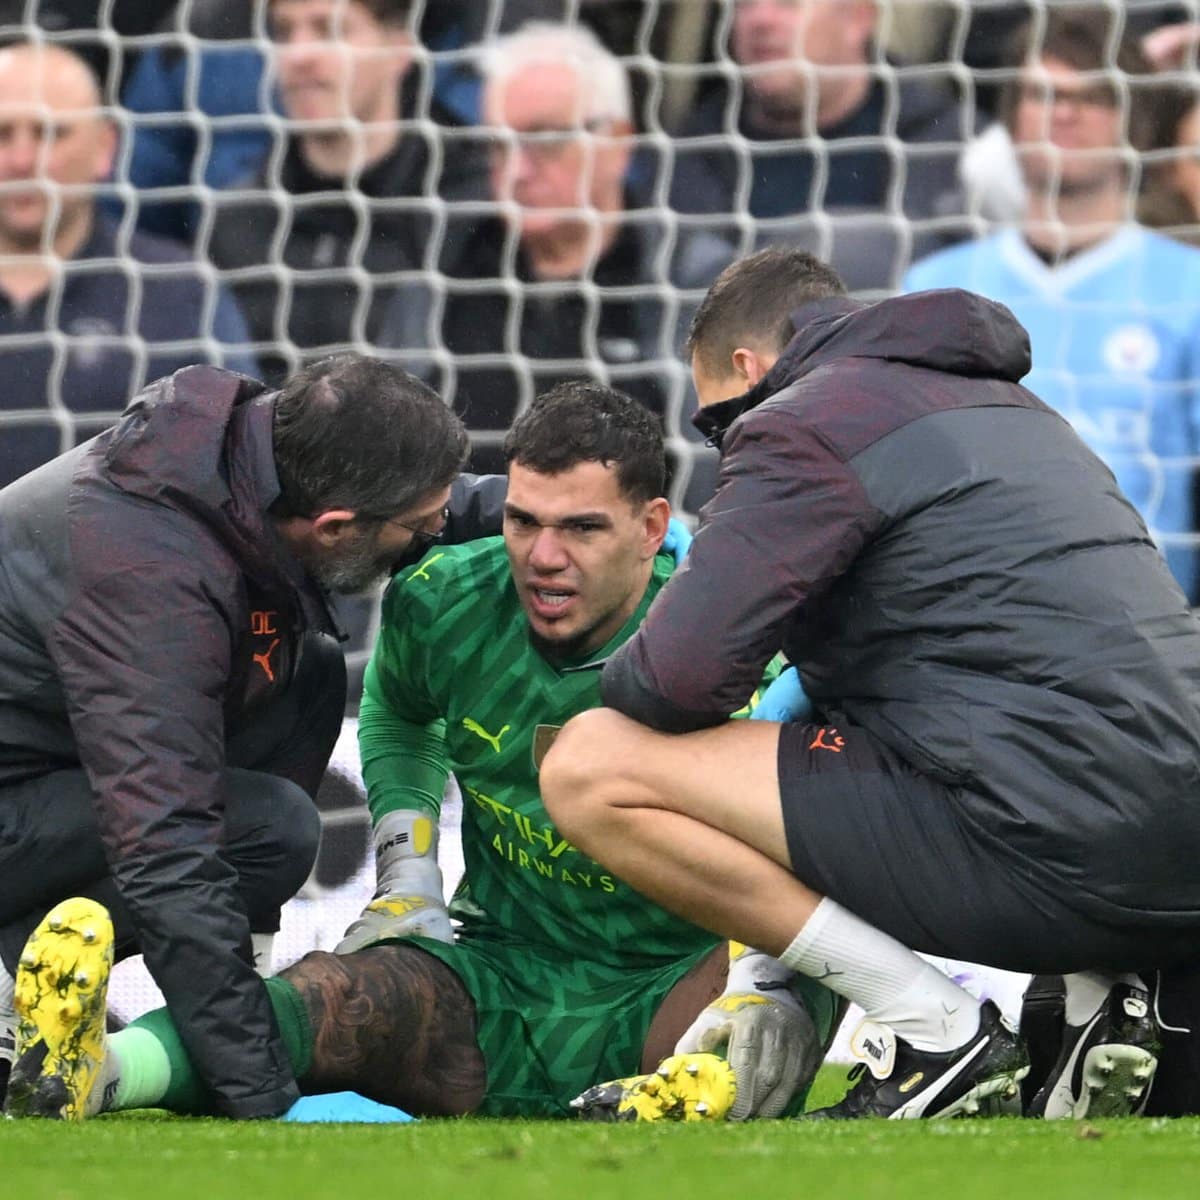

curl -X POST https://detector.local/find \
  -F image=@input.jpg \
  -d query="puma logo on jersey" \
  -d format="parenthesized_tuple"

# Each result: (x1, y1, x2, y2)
(463, 717, 511, 754)
(408, 552, 447, 583)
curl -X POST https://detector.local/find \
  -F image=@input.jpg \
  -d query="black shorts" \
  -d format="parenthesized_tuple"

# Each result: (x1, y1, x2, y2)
(777, 720, 1197, 974)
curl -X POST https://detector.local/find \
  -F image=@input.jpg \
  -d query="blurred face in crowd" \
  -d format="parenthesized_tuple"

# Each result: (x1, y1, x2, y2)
(0, 45, 115, 252)
(731, 0, 876, 103)
(269, 0, 413, 126)
(504, 460, 667, 661)
(484, 61, 632, 241)
(1012, 56, 1126, 197)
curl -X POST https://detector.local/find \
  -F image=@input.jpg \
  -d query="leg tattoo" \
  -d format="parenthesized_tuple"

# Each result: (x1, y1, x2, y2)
(281, 946, 486, 1115)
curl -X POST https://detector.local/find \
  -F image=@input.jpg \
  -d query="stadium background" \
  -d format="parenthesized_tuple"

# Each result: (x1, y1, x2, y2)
(0, 0, 1190, 1050)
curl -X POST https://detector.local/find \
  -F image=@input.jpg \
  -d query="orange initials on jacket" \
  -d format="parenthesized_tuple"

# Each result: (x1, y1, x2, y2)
(809, 727, 845, 753)
(251, 610, 278, 636)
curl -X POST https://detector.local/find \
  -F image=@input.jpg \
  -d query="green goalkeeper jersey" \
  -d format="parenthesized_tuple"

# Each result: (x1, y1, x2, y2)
(359, 538, 718, 969)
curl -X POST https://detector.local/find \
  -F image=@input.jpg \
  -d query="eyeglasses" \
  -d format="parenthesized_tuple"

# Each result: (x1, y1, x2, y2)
(487, 118, 615, 165)
(382, 505, 450, 551)
(1017, 80, 1120, 111)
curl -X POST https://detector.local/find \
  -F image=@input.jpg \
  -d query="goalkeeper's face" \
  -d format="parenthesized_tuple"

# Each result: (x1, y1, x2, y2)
(504, 461, 669, 660)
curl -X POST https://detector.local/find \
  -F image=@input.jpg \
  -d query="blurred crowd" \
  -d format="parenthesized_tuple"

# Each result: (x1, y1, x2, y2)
(3, 0, 1200, 591)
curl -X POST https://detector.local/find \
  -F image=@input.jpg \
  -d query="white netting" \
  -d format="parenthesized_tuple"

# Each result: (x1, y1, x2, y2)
(1, 0, 1197, 1024)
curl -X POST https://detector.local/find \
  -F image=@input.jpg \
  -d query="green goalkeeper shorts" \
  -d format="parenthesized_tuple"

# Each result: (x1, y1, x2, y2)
(401, 929, 718, 1117)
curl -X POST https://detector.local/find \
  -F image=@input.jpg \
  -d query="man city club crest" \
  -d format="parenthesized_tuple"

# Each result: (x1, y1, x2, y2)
(532, 724, 562, 770)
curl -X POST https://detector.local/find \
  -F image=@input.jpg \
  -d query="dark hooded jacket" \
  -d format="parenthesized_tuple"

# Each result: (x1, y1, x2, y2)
(0, 366, 504, 1115)
(602, 290, 1200, 920)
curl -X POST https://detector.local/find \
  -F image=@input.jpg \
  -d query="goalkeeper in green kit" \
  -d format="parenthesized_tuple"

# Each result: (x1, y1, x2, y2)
(6, 382, 838, 1122)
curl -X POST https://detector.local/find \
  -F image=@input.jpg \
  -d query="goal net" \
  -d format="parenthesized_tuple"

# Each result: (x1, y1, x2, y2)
(0, 0, 1194, 1029)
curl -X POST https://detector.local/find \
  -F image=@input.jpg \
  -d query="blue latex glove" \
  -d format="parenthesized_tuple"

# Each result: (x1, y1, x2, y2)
(663, 517, 694, 565)
(750, 667, 813, 723)
(281, 1091, 417, 1123)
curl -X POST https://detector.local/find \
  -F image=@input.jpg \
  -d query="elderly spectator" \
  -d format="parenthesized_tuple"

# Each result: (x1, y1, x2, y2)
(905, 6, 1200, 601)
(380, 20, 732, 475)
(667, 0, 971, 291)
(0, 41, 255, 487)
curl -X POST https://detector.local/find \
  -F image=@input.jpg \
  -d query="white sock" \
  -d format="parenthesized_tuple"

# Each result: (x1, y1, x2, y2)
(91, 1027, 172, 1114)
(1063, 970, 1146, 1026)
(780, 897, 981, 1052)
(0, 962, 15, 1068)
(251, 933, 276, 976)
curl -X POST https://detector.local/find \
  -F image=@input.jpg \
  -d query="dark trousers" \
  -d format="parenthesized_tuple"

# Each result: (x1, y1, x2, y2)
(0, 632, 344, 973)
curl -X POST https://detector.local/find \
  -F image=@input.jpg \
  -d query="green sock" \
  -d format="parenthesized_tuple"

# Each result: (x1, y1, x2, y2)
(123, 977, 314, 1114)
(103, 1026, 173, 1111)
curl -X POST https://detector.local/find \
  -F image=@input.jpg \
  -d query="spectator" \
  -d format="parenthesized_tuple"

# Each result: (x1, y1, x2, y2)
(205, 0, 485, 386)
(116, 0, 273, 243)
(117, 0, 494, 246)
(0, 41, 255, 487)
(380, 21, 733, 474)
(956, 1, 1189, 118)
(905, 6, 1200, 601)
(668, 0, 971, 291)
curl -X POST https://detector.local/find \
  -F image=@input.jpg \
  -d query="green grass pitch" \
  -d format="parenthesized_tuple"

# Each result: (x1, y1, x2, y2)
(4, 1069, 1200, 1199)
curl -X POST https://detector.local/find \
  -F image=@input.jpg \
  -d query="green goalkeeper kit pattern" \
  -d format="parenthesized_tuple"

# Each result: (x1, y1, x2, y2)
(360, 539, 725, 1112)
(361, 538, 719, 968)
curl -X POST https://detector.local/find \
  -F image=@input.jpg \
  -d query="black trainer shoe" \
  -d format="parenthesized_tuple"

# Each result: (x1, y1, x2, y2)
(1027, 982, 1160, 1119)
(806, 1001, 1029, 1119)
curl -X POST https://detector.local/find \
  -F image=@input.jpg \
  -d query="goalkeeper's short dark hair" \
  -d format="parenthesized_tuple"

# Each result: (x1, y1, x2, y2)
(503, 381, 666, 505)
(687, 247, 847, 377)
(271, 353, 468, 520)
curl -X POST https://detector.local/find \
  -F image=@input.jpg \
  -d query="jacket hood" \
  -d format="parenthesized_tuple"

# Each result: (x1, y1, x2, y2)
(102, 366, 286, 573)
(99, 364, 340, 635)
(695, 289, 1031, 443)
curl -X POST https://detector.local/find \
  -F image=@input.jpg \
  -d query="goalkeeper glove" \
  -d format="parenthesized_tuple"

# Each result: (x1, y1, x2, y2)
(673, 942, 823, 1119)
(334, 809, 452, 954)
(749, 666, 813, 723)
(282, 1091, 416, 1123)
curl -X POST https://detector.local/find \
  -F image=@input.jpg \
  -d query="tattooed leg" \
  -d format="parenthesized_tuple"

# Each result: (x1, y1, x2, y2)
(280, 945, 486, 1115)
